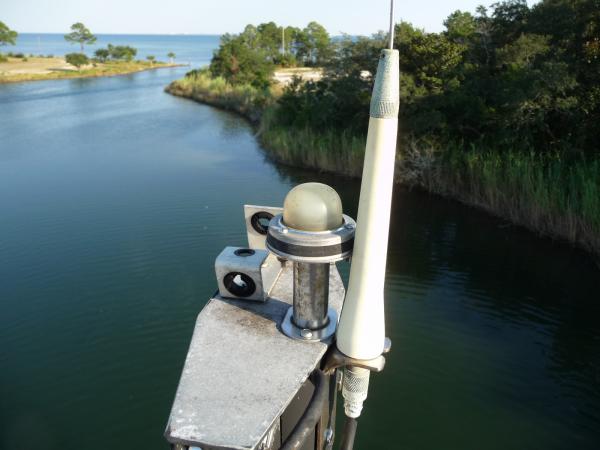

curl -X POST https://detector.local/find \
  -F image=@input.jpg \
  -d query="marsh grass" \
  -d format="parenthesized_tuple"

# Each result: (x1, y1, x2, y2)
(259, 107, 366, 176)
(424, 147, 600, 253)
(166, 70, 273, 123)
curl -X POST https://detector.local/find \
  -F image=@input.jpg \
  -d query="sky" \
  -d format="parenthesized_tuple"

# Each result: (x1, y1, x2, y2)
(3, 0, 539, 35)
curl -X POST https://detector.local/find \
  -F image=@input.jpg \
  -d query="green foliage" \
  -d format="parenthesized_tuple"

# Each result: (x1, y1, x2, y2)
(210, 31, 275, 88)
(276, 76, 371, 133)
(64, 22, 96, 52)
(0, 53, 7, 62)
(0, 21, 17, 46)
(167, 52, 175, 63)
(65, 52, 89, 70)
(94, 48, 109, 62)
(294, 22, 333, 66)
(209, 20, 334, 88)
(274, 0, 597, 156)
(107, 44, 137, 61)
(169, 68, 274, 122)
(146, 55, 155, 64)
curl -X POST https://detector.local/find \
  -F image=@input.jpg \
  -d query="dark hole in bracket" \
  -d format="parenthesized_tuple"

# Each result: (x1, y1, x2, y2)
(251, 211, 274, 235)
(223, 272, 256, 297)
(234, 248, 255, 257)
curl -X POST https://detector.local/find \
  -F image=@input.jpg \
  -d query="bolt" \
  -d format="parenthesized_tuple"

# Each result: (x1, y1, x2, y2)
(300, 329, 313, 339)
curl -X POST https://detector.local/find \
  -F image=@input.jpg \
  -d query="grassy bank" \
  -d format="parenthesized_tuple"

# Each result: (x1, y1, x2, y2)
(424, 148, 600, 253)
(165, 70, 275, 124)
(0, 57, 181, 84)
(166, 72, 600, 255)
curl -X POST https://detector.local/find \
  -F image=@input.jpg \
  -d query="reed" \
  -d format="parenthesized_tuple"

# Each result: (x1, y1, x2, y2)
(165, 70, 273, 124)
(420, 146, 600, 253)
(259, 108, 366, 176)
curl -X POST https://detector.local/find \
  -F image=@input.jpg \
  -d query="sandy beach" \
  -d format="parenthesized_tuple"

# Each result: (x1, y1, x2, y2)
(0, 56, 180, 83)
(0, 56, 75, 74)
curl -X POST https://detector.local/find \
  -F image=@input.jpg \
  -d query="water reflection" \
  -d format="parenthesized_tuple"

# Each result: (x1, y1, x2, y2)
(1, 67, 599, 450)
(271, 160, 600, 449)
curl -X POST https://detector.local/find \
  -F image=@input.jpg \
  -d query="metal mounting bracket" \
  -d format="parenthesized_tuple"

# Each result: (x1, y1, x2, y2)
(322, 337, 392, 375)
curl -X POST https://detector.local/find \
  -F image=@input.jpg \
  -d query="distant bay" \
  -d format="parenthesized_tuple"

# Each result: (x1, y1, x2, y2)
(9, 33, 221, 67)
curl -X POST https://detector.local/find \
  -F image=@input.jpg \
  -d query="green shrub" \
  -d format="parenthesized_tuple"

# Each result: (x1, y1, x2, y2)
(107, 44, 137, 61)
(94, 48, 109, 62)
(65, 52, 89, 69)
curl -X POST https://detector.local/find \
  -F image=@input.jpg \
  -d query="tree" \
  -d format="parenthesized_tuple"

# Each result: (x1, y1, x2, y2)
(94, 48, 109, 62)
(64, 22, 96, 53)
(297, 22, 333, 66)
(107, 44, 137, 61)
(146, 55, 155, 66)
(210, 33, 274, 88)
(65, 52, 89, 70)
(0, 21, 17, 46)
(167, 52, 176, 64)
(444, 11, 477, 44)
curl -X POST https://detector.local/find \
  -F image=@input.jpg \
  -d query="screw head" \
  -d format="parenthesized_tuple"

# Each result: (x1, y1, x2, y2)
(300, 329, 313, 339)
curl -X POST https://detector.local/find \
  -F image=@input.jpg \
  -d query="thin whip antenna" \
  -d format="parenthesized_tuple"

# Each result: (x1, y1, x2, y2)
(389, 0, 395, 49)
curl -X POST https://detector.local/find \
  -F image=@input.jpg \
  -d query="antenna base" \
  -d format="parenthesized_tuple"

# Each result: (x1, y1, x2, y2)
(281, 305, 338, 342)
(322, 341, 391, 375)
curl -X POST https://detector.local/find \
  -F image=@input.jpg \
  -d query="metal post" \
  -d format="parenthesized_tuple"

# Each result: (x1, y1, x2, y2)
(292, 262, 329, 330)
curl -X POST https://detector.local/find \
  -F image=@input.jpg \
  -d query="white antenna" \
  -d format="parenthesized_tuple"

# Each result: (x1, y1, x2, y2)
(336, 0, 400, 421)
(389, 0, 395, 49)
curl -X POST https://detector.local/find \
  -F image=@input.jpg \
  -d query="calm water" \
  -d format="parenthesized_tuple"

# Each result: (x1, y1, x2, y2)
(1, 41, 600, 450)
(10, 33, 220, 66)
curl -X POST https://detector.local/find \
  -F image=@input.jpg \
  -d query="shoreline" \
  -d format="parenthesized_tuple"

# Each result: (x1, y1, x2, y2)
(0, 57, 186, 84)
(165, 77, 600, 257)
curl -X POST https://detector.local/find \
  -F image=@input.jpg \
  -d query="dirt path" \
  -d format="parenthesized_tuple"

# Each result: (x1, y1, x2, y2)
(273, 67, 323, 85)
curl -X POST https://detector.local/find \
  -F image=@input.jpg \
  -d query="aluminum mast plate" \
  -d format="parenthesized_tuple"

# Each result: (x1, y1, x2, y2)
(165, 263, 344, 450)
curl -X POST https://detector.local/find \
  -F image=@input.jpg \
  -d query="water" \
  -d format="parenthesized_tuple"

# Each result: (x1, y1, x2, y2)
(9, 33, 220, 67)
(1, 42, 599, 450)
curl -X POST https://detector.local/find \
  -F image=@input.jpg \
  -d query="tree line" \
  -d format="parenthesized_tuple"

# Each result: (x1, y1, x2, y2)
(209, 1, 599, 157)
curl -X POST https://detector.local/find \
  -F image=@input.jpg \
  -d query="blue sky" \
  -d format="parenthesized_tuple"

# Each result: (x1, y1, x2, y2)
(4, 0, 539, 35)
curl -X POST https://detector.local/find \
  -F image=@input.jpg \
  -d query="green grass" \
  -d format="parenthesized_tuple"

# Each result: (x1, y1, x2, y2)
(165, 70, 274, 123)
(259, 107, 367, 176)
(425, 147, 600, 252)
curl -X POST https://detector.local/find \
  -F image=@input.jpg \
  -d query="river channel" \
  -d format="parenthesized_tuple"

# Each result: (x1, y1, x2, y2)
(1, 65, 599, 450)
